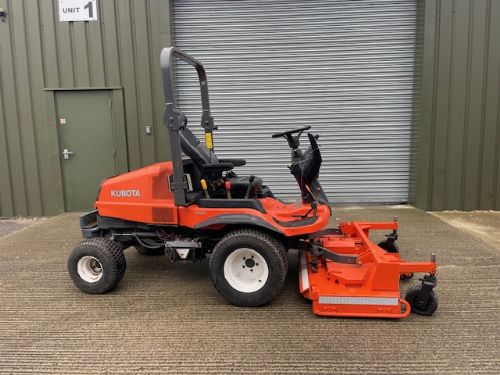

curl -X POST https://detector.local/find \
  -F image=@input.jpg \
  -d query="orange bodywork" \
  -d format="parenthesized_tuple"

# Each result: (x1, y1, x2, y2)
(95, 162, 437, 319)
(299, 222, 437, 318)
(95, 161, 329, 236)
(96, 162, 178, 225)
(83, 46, 438, 319)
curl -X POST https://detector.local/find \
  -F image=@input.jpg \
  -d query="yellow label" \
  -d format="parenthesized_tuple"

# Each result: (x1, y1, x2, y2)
(205, 132, 213, 149)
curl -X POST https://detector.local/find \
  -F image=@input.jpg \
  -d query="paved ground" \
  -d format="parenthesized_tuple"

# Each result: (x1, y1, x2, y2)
(0, 218, 43, 237)
(0, 207, 499, 374)
(431, 210, 500, 251)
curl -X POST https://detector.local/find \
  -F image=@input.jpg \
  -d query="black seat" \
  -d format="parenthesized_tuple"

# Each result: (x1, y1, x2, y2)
(179, 122, 219, 167)
(177, 113, 263, 197)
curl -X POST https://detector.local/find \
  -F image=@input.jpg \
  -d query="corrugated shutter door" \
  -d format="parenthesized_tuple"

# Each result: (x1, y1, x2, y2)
(172, 0, 416, 203)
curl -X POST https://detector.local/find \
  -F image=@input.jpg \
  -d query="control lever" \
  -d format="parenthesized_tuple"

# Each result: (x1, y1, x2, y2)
(200, 179, 210, 199)
(305, 184, 318, 216)
(292, 185, 319, 219)
(225, 180, 232, 199)
(245, 175, 255, 199)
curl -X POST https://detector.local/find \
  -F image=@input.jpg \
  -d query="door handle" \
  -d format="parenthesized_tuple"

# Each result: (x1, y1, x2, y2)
(63, 148, 74, 160)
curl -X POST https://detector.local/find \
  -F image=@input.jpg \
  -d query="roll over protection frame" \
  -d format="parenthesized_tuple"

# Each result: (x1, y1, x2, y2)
(160, 47, 215, 206)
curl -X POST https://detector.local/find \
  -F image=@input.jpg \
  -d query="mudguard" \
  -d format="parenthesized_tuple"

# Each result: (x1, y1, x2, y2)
(194, 214, 285, 235)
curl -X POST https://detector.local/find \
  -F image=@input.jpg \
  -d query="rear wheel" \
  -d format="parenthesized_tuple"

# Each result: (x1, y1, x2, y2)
(68, 238, 126, 294)
(209, 229, 287, 307)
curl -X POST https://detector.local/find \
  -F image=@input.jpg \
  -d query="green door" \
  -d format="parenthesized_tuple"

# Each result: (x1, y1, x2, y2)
(56, 90, 117, 211)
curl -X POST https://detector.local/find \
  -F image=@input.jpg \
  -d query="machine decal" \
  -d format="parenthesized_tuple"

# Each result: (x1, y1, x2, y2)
(110, 189, 141, 198)
(205, 132, 213, 149)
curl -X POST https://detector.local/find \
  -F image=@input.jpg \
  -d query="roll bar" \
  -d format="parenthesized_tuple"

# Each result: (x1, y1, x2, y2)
(160, 47, 215, 206)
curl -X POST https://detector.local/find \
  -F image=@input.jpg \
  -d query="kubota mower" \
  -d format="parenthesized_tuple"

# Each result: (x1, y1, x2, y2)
(68, 47, 438, 318)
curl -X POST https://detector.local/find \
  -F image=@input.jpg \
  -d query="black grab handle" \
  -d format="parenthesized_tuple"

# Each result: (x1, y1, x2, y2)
(245, 175, 256, 199)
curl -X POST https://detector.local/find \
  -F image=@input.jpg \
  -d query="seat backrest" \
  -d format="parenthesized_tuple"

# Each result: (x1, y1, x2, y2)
(178, 113, 218, 167)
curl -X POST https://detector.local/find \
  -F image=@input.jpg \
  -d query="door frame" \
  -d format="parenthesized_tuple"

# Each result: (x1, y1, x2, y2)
(44, 87, 128, 211)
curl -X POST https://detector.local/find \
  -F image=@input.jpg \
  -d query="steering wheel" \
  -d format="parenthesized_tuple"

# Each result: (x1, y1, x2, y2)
(271, 125, 311, 149)
(271, 125, 311, 139)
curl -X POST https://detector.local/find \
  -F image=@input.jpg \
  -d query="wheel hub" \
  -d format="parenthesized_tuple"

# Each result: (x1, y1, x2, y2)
(77, 256, 103, 283)
(224, 248, 269, 293)
(245, 258, 256, 268)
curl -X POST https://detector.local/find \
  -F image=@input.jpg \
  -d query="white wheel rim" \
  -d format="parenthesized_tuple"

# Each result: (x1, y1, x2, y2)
(223, 248, 269, 293)
(77, 256, 103, 283)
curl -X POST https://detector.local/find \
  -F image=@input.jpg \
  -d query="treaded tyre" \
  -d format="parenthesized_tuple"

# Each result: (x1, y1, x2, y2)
(135, 245, 165, 256)
(405, 285, 438, 316)
(68, 238, 126, 294)
(209, 229, 288, 307)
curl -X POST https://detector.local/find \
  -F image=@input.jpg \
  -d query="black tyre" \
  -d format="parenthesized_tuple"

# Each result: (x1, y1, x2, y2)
(377, 240, 399, 253)
(135, 245, 165, 256)
(400, 272, 414, 281)
(209, 229, 288, 307)
(68, 238, 126, 294)
(405, 285, 438, 316)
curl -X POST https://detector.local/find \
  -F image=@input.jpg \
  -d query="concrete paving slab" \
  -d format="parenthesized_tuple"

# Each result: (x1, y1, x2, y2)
(431, 211, 500, 252)
(0, 218, 44, 238)
(0, 208, 499, 374)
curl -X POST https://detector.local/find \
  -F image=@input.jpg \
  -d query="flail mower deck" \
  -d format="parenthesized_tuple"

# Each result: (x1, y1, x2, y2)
(68, 47, 438, 318)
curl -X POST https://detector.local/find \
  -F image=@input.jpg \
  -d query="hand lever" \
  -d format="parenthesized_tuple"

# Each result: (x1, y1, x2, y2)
(305, 184, 318, 216)
(245, 175, 255, 199)
(201, 179, 210, 199)
(225, 180, 232, 199)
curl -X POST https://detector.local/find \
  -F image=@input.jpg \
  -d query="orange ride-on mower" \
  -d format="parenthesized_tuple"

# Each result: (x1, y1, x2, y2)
(68, 48, 438, 318)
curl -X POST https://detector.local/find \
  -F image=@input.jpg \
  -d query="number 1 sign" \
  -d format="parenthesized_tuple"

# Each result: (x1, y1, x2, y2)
(59, 0, 98, 22)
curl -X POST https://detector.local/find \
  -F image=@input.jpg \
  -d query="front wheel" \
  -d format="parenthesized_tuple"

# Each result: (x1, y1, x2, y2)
(209, 229, 288, 307)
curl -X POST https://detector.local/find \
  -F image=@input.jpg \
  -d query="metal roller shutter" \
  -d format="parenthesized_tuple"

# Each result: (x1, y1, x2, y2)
(172, 0, 416, 203)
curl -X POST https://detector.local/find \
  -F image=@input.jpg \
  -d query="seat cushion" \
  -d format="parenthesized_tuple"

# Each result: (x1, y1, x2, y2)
(229, 176, 263, 194)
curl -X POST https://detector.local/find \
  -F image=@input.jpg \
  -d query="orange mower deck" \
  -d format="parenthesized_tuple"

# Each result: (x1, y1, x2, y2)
(299, 221, 437, 318)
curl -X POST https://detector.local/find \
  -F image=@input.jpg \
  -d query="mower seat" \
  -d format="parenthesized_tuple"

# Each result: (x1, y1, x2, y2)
(179, 123, 219, 167)
(178, 115, 264, 197)
(228, 175, 263, 195)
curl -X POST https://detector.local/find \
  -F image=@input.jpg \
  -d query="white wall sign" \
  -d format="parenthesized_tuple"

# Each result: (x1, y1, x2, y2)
(59, 0, 97, 22)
